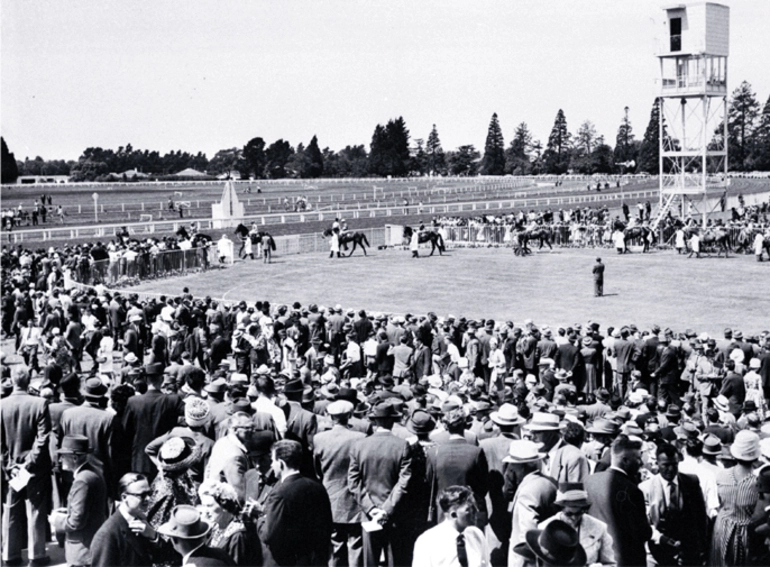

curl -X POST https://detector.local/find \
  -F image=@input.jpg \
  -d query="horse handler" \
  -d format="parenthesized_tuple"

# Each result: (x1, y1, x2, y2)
(410, 227, 419, 258)
(329, 230, 340, 258)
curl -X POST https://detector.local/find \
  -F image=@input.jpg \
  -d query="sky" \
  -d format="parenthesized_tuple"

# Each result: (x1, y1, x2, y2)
(2, 0, 768, 162)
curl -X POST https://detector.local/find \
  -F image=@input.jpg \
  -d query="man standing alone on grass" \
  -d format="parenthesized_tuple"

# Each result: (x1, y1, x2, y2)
(592, 258, 605, 297)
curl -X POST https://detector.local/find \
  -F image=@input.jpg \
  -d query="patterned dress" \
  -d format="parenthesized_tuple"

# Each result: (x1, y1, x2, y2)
(710, 467, 759, 566)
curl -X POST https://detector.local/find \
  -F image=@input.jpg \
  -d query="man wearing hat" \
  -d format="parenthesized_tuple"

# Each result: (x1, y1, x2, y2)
(479, 404, 525, 561)
(53, 435, 109, 567)
(719, 359, 747, 418)
(282, 378, 319, 479)
(48, 371, 84, 508)
(505, 439, 558, 567)
(313, 400, 366, 567)
(653, 332, 681, 406)
(123, 362, 186, 480)
(158, 505, 233, 566)
(59, 377, 116, 496)
(348, 400, 414, 567)
(123, 314, 144, 362)
(640, 443, 709, 566)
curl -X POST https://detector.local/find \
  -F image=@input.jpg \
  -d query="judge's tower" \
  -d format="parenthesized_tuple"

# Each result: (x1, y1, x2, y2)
(654, 2, 729, 230)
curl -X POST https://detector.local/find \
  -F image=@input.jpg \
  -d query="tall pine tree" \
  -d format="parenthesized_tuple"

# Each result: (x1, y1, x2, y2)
(727, 81, 760, 171)
(242, 137, 266, 179)
(425, 125, 446, 176)
(305, 135, 324, 178)
(1, 137, 19, 184)
(753, 94, 770, 171)
(368, 117, 410, 177)
(504, 122, 532, 175)
(542, 109, 571, 174)
(613, 106, 637, 169)
(638, 98, 665, 174)
(481, 113, 505, 175)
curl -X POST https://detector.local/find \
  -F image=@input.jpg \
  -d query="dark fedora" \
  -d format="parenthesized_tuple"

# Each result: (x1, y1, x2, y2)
(525, 519, 587, 567)
(84, 377, 108, 400)
(406, 410, 436, 434)
(58, 434, 91, 455)
(144, 362, 164, 376)
(283, 378, 305, 395)
(369, 401, 402, 419)
(585, 418, 620, 436)
(377, 375, 395, 388)
(158, 505, 211, 540)
(665, 405, 681, 419)
(335, 387, 359, 405)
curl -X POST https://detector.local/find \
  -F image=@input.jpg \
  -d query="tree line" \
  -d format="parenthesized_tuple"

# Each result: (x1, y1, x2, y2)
(3, 81, 768, 184)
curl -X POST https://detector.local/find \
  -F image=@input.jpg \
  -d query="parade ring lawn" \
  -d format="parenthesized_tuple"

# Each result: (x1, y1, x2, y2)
(128, 245, 769, 337)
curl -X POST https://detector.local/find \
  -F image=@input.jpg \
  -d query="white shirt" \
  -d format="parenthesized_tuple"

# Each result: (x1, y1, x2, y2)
(678, 455, 719, 517)
(412, 520, 490, 567)
(253, 395, 287, 435)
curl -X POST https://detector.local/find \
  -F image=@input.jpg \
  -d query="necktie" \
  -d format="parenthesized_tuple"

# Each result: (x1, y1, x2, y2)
(668, 481, 679, 513)
(457, 533, 468, 567)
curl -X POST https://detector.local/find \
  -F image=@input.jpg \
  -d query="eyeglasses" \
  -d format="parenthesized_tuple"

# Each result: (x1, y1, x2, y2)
(125, 491, 152, 499)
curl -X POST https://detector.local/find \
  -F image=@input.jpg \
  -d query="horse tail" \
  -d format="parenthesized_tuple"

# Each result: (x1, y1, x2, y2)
(362, 233, 370, 247)
(269, 236, 276, 251)
(437, 233, 445, 252)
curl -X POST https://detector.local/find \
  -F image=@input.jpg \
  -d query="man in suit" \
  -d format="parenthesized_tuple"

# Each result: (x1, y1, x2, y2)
(257, 440, 333, 567)
(353, 310, 374, 345)
(1, 366, 52, 566)
(554, 333, 585, 393)
(123, 314, 144, 360)
(653, 333, 681, 406)
(59, 377, 116, 496)
(313, 400, 367, 567)
(505, 439, 558, 567)
(159, 505, 234, 566)
(719, 359, 746, 418)
(426, 408, 489, 526)
(613, 327, 638, 398)
(91, 472, 174, 567)
(389, 335, 414, 382)
(585, 434, 652, 567)
(640, 443, 708, 566)
(122, 363, 185, 480)
(348, 401, 413, 567)
(282, 378, 318, 478)
(52, 435, 108, 567)
(48, 371, 83, 508)
(592, 257, 605, 297)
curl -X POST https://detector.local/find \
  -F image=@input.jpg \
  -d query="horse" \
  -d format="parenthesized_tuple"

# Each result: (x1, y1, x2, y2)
(512, 229, 532, 256)
(690, 227, 730, 258)
(234, 223, 276, 262)
(403, 226, 445, 256)
(322, 228, 371, 256)
(613, 220, 653, 253)
(524, 227, 553, 250)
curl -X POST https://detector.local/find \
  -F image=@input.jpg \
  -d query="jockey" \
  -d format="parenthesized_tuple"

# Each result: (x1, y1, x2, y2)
(339, 219, 348, 237)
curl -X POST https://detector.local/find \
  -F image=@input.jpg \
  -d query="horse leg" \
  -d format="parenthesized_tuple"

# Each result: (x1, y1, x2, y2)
(429, 241, 435, 256)
(546, 237, 552, 250)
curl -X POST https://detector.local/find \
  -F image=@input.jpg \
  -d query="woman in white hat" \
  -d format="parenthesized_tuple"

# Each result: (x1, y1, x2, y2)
(710, 429, 761, 566)
(538, 484, 616, 566)
(743, 357, 765, 420)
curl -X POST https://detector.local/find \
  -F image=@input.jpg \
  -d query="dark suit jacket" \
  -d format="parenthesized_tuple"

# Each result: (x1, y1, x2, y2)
(313, 424, 366, 524)
(0, 391, 51, 506)
(348, 430, 413, 520)
(257, 474, 333, 567)
(555, 342, 585, 390)
(285, 401, 318, 478)
(122, 389, 185, 478)
(614, 339, 637, 374)
(426, 438, 489, 522)
(59, 403, 115, 488)
(60, 462, 108, 566)
(585, 468, 652, 567)
(656, 345, 680, 385)
(90, 510, 170, 567)
(720, 372, 746, 416)
(642, 473, 708, 565)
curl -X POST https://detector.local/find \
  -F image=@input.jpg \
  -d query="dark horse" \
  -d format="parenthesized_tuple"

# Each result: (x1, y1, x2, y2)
(613, 220, 654, 253)
(175, 226, 213, 248)
(234, 223, 276, 262)
(403, 226, 446, 256)
(322, 228, 371, 256)
(512, 222, 552, 252)
(685, 226, 730, 258)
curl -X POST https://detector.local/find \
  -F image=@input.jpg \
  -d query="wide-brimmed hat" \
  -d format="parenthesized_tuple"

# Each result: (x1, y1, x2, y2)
(731, 430, 761, 461)
(490, 403, 525, 426)
(157, 436, 202, 473)
(123, 352, 139, 364)
(714, 395, 730, 413)
(525, 520, 587, 567)
(58, 434, 91, 455)
(255, 364, 271, 376)
(524, 412, 564, 431)
(406, 410, 436, 434)
(702, 434, 723, 455)
(84, 377, 108, 400)
(585, 418, 619, 436)
(369, 401, 402, 419)
(503, 440, 546, 464)
(554, 369, 572, 382)
(554, 483, 591, 508)
(665, 405, 681, 419)
(158, 505, 211, 540)
(674, 421, 699, 440)
(283, 378, 305, 394)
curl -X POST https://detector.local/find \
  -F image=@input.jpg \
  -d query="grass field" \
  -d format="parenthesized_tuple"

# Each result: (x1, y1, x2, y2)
(129, 245, 769, 337)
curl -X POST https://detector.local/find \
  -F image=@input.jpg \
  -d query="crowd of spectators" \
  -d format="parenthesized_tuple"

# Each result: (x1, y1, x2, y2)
(2, 267, 770, 566)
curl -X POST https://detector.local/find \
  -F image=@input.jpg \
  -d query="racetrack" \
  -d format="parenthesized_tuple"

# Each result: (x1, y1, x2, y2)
(128, 245, 770, 337)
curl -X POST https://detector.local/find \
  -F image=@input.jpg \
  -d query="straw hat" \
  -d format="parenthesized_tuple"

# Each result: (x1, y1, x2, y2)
(157, 436, 202, 473)
(554, 483, 591, 508)
(524, 412, 564, 432)
(490, 403, 525, 426)
(503, 440, 546, 464)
